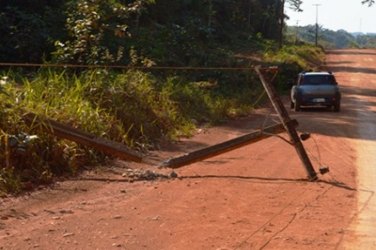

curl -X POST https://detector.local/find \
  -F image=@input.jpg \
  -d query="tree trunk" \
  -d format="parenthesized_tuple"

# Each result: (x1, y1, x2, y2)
(247, 0, 252, 30)
(278, 0, 285, 49)
(208, 0, 213, 31)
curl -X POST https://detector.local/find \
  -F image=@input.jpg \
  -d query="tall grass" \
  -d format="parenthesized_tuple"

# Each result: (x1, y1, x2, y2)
(264, 45, 325, 70)
(0, 69, 260, 194)
(263, 44, 325, 92)
(0, 44, 324, 194)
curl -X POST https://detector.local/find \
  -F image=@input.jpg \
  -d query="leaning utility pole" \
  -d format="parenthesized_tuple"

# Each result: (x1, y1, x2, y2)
(160, 66, 319, 181)
(313, 4, 321, 47)
(255, 66, 318, 181)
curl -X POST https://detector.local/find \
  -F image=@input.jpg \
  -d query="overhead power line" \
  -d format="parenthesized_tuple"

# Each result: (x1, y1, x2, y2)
(0, 62, 256, 71)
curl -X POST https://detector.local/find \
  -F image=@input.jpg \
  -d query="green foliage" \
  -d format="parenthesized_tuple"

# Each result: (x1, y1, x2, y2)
(263, 44, 325, 91)
(53, 0, 155, 64)
(0, 0, 329, 194)
(0, 166, 22, 194)
(161, 77, 226, 124)
(0, 1, 66, 62)
(0, 68, 268, 193)
(0, 0, 374, 64)
(265, 45, 324, 70)
(356, 34, 376, 48)
(81, 70, 192, 142)
(286, 25, 376, 49)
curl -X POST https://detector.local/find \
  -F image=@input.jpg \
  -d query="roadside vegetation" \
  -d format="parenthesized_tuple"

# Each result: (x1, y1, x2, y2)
(286, 25, 376, 49)
(0, 1, 326, 194)
(0, 45, 324, 195)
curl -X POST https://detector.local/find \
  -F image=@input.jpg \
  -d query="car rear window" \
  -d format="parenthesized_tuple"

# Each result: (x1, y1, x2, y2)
(300, 75, 336, 85)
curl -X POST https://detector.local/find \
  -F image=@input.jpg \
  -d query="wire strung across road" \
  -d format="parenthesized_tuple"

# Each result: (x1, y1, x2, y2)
(0, 62, 257, 71)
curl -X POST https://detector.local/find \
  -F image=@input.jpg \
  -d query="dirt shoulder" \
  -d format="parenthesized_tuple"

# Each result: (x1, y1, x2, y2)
(327, 49, 376, 249)
(2, 49, 376, 250)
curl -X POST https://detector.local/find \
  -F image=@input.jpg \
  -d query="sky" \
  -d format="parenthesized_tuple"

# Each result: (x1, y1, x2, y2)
(285, 0, 376, 34)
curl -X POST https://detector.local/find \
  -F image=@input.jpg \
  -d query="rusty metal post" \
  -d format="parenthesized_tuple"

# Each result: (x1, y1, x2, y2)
(161, 121, 297, 168)
(24, 113, 143, 162)
(255, 66, 317, 181)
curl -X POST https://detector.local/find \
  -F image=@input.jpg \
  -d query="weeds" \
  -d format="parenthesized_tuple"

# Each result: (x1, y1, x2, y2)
(0, 44, 324, 193)
(0, 69, 259, 193)
(264, 45, 324, 70)
(263, 44, 325, 92)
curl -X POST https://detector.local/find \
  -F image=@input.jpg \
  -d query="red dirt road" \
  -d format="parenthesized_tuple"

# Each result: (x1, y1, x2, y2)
(329, 49, 376, 249)
(1, 49, 376, 249)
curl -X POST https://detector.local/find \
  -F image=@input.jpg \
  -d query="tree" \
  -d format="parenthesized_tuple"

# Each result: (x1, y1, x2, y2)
(53, 0, 155, 65)
(278, 0, 303, 48)
(362, 0, 375, 6)
(0, 1, 66, 62)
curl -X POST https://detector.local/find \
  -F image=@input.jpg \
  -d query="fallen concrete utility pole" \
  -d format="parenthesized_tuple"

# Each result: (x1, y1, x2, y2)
(24, 113, 143, 162)
(255, 66, 318, 181)
(160, 120, 297, 168)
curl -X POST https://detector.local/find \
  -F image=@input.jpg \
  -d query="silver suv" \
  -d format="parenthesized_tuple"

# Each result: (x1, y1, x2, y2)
(290, 71, 341, 112)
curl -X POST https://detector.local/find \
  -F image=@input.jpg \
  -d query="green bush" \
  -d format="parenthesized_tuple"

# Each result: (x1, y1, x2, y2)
(0, 69, 261, 193)
(0, 42, 325, 194)
(263, 44, 325, 92)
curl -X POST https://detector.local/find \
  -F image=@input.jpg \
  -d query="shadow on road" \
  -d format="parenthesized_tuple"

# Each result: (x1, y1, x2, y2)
(328, 66, 376, 74)
(76, 174, 357, 192)
(289, 93, 373, 141)
(289, 53, 376, 141)
(151, 50, 376, 158)
(327, 50, 376, 56)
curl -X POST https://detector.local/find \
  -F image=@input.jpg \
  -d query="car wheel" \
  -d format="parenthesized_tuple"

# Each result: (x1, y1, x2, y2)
(334, 101, 341, 112)
(294, 100, 301, 112)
